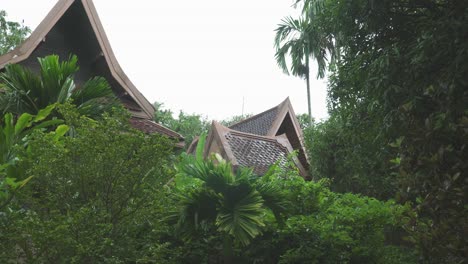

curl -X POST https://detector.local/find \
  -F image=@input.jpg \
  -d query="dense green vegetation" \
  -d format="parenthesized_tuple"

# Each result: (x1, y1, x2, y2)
(1, 0, 466, 262)
(0, 102, 415, 262)
(1, 104, 174, 262)
(0, 10, 30, 55)
(154, 102, 210, 148)
(288, 0, 467, 262)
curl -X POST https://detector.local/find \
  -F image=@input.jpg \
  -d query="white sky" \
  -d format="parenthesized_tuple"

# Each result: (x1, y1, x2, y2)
(1, 0, 329, 121)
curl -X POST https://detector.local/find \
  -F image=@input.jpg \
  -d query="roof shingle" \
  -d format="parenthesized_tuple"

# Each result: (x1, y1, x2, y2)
(229, 107, 279, 136)
(225, 131, 288, 175)
(129, 118, 184, 142)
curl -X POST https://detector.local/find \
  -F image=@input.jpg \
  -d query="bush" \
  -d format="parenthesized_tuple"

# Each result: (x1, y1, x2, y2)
(242, 167, 417, 264)
(0, 104, 174, 262)
(304, 115, 397, 200)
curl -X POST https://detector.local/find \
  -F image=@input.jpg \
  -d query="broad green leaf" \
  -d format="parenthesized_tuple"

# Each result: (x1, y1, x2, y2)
(17, 175, 33, 189)
(196, 132, 207, 161)
(14, 113, 33, 134)
(33, 104, 56, 122)
(53, 124, 69, 140)
(33, 119, 64, 130)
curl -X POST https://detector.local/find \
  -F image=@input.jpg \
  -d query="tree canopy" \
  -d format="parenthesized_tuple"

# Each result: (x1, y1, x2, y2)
(295, 0, 467, 262)
(0, 10, 30, 55)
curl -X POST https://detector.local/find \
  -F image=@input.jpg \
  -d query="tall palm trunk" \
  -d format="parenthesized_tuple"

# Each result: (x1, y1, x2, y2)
(306, 72, 312, 126)
(305, 53, 313, 126)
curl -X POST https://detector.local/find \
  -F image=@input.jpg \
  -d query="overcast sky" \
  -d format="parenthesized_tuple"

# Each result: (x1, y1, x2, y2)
(2, 0, 329, 121)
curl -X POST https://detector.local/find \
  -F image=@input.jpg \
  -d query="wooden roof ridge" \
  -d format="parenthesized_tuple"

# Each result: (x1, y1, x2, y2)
(0, 0, 155, 119)
(268, 97, 310, 164)
(266, 97, 296, 136)
(186, 136, 200, 154)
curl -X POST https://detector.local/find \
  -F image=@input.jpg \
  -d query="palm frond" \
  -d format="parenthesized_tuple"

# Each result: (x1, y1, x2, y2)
(0, 64, 42, 114)
(72, 77, 118, 118)
(255, 181, 289, 224)
(38, 54, 78, 104)
(274, 16, 310, 78)
(216, 189, 265, 246)
(168, 187, 220, 242)
(0, 54, 119, 118)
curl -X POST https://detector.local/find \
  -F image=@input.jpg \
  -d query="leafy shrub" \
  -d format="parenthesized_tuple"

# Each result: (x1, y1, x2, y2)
(242, 167, 417, 264)
(0, 104, 174, 262)
(304, 115, 397, 200)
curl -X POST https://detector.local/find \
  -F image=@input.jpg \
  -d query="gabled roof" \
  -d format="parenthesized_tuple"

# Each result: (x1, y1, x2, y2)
(0, 0, 184, 144)
(203, 122, 307, 177)
(0, 0, 154, 119)
(229, 98, 309, 170)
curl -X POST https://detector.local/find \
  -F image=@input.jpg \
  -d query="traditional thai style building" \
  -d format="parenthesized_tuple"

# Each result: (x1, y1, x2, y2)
(0, 0, 183, 146)
(188, 98, 310, 178)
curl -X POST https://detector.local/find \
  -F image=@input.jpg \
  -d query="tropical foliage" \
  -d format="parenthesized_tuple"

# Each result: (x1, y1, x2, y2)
(160, 162, 416, 263)
(293, 0, 467, 262)
(0, 101, 416, 262)
(0, 55, 118, 118)
(1, 0, 464, 261)
(1, 104, 174, 262)
(304, 115, 396, 199)
(274, 14, 333, 126)
(0, 10, 30, 55)
(171, 135, 287, 261)
(154, 102, 210, 148)
(0, 104, 64, 209)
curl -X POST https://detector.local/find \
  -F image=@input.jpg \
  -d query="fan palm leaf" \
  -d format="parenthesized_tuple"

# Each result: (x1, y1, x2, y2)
(173, 134, 287, 252)
(216, 188, 265, 246)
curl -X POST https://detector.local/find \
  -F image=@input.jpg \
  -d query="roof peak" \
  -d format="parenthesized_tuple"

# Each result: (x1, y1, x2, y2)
(228, 97, 290, 129)
(0, 0, 155, 119)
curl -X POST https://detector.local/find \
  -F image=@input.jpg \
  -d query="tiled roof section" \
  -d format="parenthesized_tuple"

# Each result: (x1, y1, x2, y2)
(129, 118, 183, 141)
(229, 107, 279, 136)
(225, 131, 288, 175)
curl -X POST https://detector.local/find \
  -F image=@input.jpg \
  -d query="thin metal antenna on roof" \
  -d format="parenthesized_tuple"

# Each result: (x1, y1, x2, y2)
(242, 97, 245, 117)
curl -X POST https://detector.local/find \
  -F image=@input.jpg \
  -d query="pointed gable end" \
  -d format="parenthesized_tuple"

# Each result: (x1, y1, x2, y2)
(0, 0, 154, 119)
(229, 98, 309, 171)
(0, 0, 183, 143)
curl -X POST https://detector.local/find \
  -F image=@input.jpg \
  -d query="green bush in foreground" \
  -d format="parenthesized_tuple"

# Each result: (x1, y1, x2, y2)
(0, 104, 174, 262)
(158, 160, 417, 263)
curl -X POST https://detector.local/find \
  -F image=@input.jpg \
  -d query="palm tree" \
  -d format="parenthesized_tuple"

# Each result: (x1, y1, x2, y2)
(0, 54, 117, 118)
(172, 135, 287, 263)
(274, 15, 332, 126)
